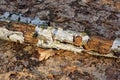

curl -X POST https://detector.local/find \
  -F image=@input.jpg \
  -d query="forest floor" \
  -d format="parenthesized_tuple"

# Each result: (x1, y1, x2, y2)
(0, 0, 120, 80)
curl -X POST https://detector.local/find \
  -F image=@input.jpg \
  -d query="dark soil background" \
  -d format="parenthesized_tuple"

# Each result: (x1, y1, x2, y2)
(0, 0, 120, 80)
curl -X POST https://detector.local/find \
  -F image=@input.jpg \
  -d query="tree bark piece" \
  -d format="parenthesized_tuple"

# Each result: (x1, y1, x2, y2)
(0, 20, 120, 58)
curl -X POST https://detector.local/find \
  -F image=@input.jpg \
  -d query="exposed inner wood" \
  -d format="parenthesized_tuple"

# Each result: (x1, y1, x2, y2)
(84, 36, 113, 54)
(0, 21, 119, 58)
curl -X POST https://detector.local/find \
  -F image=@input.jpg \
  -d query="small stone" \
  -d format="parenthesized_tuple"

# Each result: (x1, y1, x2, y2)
(31, 16, 46, 26)
(20, 16, 31, 23)
(10, 14, 20, 21)
(0, 12, 10, 19)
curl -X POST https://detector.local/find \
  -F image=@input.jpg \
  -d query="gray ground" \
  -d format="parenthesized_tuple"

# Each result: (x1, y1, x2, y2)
(0, 0, 120, 80)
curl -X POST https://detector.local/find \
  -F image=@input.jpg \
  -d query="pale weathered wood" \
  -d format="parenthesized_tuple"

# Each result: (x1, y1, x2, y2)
(0, 20, 119, 58)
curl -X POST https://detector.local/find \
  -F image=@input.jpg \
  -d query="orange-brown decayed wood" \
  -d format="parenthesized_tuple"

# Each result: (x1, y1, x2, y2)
(84, 36, 113, 54)
(7, 22, 38, 45)
(73, 36, 82, 46)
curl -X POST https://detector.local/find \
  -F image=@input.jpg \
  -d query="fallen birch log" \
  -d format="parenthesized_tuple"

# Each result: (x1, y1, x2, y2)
(0, 20, 120, 59)
(0, 11, 120, 59)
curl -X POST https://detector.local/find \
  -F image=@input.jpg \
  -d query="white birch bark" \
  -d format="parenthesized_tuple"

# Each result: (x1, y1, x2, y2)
(0, 13, 120, 58)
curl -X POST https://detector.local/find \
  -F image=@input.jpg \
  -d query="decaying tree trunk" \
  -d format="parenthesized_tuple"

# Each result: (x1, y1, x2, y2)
(0, 20, 120, 59)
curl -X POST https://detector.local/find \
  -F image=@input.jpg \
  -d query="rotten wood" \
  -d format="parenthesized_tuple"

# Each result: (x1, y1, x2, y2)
(0, 20, 120, 59)
(84, 36, 113, 54)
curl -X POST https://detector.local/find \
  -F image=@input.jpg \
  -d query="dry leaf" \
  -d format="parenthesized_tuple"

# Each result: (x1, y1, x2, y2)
(37, 49, 55, 61)
(47, 74, 54, 79)
(64, 66, 77, 73)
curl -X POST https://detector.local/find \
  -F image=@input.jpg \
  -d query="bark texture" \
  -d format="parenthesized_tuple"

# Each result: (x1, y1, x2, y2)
(0, 20, 119, 58)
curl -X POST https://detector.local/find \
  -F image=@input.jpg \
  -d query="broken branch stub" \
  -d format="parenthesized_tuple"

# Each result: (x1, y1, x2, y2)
(0, 20, 120, 58)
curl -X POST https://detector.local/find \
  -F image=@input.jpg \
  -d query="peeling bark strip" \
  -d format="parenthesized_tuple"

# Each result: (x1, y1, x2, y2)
(0, 20, 120, 58)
